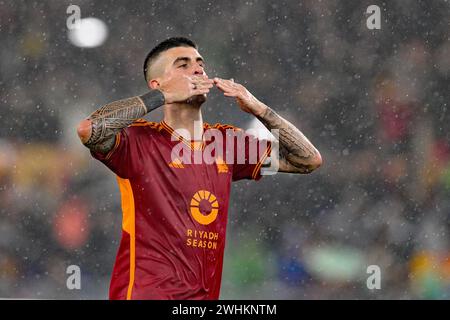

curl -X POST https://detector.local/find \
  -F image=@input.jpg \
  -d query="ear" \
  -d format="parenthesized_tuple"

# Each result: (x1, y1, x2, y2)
(149, 79, 160, 90)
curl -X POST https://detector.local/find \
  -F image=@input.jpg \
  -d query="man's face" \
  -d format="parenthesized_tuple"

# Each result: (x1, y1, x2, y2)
(160, 46, 207, 79)
(150, 46, 209, 104)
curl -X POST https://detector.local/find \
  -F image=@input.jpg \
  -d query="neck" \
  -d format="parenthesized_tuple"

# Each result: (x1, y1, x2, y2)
(163, 102, 204, 141)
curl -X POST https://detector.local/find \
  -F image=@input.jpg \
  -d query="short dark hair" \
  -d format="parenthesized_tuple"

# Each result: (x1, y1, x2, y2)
(143, 37, 197, 82)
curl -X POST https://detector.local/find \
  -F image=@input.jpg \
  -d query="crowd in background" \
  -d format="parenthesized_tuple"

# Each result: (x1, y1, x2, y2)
(0, 0, 449, 299)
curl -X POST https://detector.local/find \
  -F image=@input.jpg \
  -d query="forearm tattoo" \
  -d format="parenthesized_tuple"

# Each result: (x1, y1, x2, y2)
(84, 90, 165, 154)
(257, 107, 319, 173)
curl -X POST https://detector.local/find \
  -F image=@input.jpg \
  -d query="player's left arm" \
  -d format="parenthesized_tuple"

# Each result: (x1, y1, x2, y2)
(214, 78, 322, 174)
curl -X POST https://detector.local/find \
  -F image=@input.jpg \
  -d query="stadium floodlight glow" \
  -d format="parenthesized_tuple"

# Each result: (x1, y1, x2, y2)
(68, 17, 108, 48)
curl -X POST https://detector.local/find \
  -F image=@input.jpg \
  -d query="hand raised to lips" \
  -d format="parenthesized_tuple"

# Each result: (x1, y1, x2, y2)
(159, 74, 214, 104)
(213, 77, 268, 117)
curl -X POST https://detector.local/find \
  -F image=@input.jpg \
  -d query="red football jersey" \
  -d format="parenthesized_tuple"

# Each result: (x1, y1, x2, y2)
(90, 119, 271, 300)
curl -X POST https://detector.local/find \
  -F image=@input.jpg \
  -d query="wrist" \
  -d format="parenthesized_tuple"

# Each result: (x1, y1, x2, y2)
(139, 90, 166, 112)
(254, 103, 269, 118)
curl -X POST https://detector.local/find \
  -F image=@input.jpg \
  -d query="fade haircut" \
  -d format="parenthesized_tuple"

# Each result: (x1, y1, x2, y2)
(143, 37, 198, 82)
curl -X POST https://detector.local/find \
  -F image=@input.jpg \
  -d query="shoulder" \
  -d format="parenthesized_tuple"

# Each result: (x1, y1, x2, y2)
(122, 119, 163, 138)
(129, 118, 162, 129)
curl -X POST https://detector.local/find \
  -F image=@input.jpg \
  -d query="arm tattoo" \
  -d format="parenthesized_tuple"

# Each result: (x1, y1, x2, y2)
(84, 90, 165, 154)
(257, 107, 320, 173)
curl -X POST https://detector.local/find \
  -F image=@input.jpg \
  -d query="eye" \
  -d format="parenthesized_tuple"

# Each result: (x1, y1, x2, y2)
(178, 64, 188, 68)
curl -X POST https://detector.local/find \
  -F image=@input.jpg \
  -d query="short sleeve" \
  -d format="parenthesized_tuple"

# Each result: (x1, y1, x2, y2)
(231, 130, 272, 181)
(90, 127, 136, 179)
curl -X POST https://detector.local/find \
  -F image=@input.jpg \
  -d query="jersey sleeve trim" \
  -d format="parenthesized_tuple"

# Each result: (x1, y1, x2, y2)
(105, 132, 122, 161)
(251, 141, 272, 180)
(129, 119, 162, 129)
(211, 123, 242, 132)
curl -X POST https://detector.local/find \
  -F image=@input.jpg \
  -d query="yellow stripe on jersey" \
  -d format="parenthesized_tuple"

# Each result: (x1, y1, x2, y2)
(116, 176, 136, 300)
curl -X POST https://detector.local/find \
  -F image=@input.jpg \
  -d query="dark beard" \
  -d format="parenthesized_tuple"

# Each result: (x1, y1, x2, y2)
(187, 93, 207, 106)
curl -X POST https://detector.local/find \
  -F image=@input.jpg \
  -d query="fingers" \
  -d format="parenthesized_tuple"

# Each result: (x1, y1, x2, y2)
(191, 76, 214, 89)
(191, 75, 213, 83)
(214, 77, 240, 91)
(193, 87, 213, 95)
(214, 77, 241, 98)
(187, 76, 241, 97)
(213, 77, 235, 85)
(191, 81, 214, 96)
(192, 81, 214, 90)
(188, 75, 214, 95)
(214, 78, 230, 89)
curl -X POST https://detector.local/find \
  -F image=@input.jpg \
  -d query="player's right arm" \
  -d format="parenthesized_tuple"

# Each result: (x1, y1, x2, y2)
(77, 75, 213, 154)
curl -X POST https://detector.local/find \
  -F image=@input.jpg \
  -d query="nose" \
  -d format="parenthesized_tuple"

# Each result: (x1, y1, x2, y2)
(193, 64, 205, 75)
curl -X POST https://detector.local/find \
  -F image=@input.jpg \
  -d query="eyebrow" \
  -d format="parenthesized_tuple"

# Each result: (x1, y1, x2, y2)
(173, 56, 205, 65)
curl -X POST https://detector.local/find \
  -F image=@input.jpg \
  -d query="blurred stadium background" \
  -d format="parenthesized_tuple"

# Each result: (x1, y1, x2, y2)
(0, 0, 449, 299)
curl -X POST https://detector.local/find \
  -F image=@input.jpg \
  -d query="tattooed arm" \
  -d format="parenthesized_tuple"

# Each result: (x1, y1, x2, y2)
(214, 77, 322, 174)
(77, 75, 214, 154)
(77, 92, 164, 154)
(256, 107, 322, 173)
